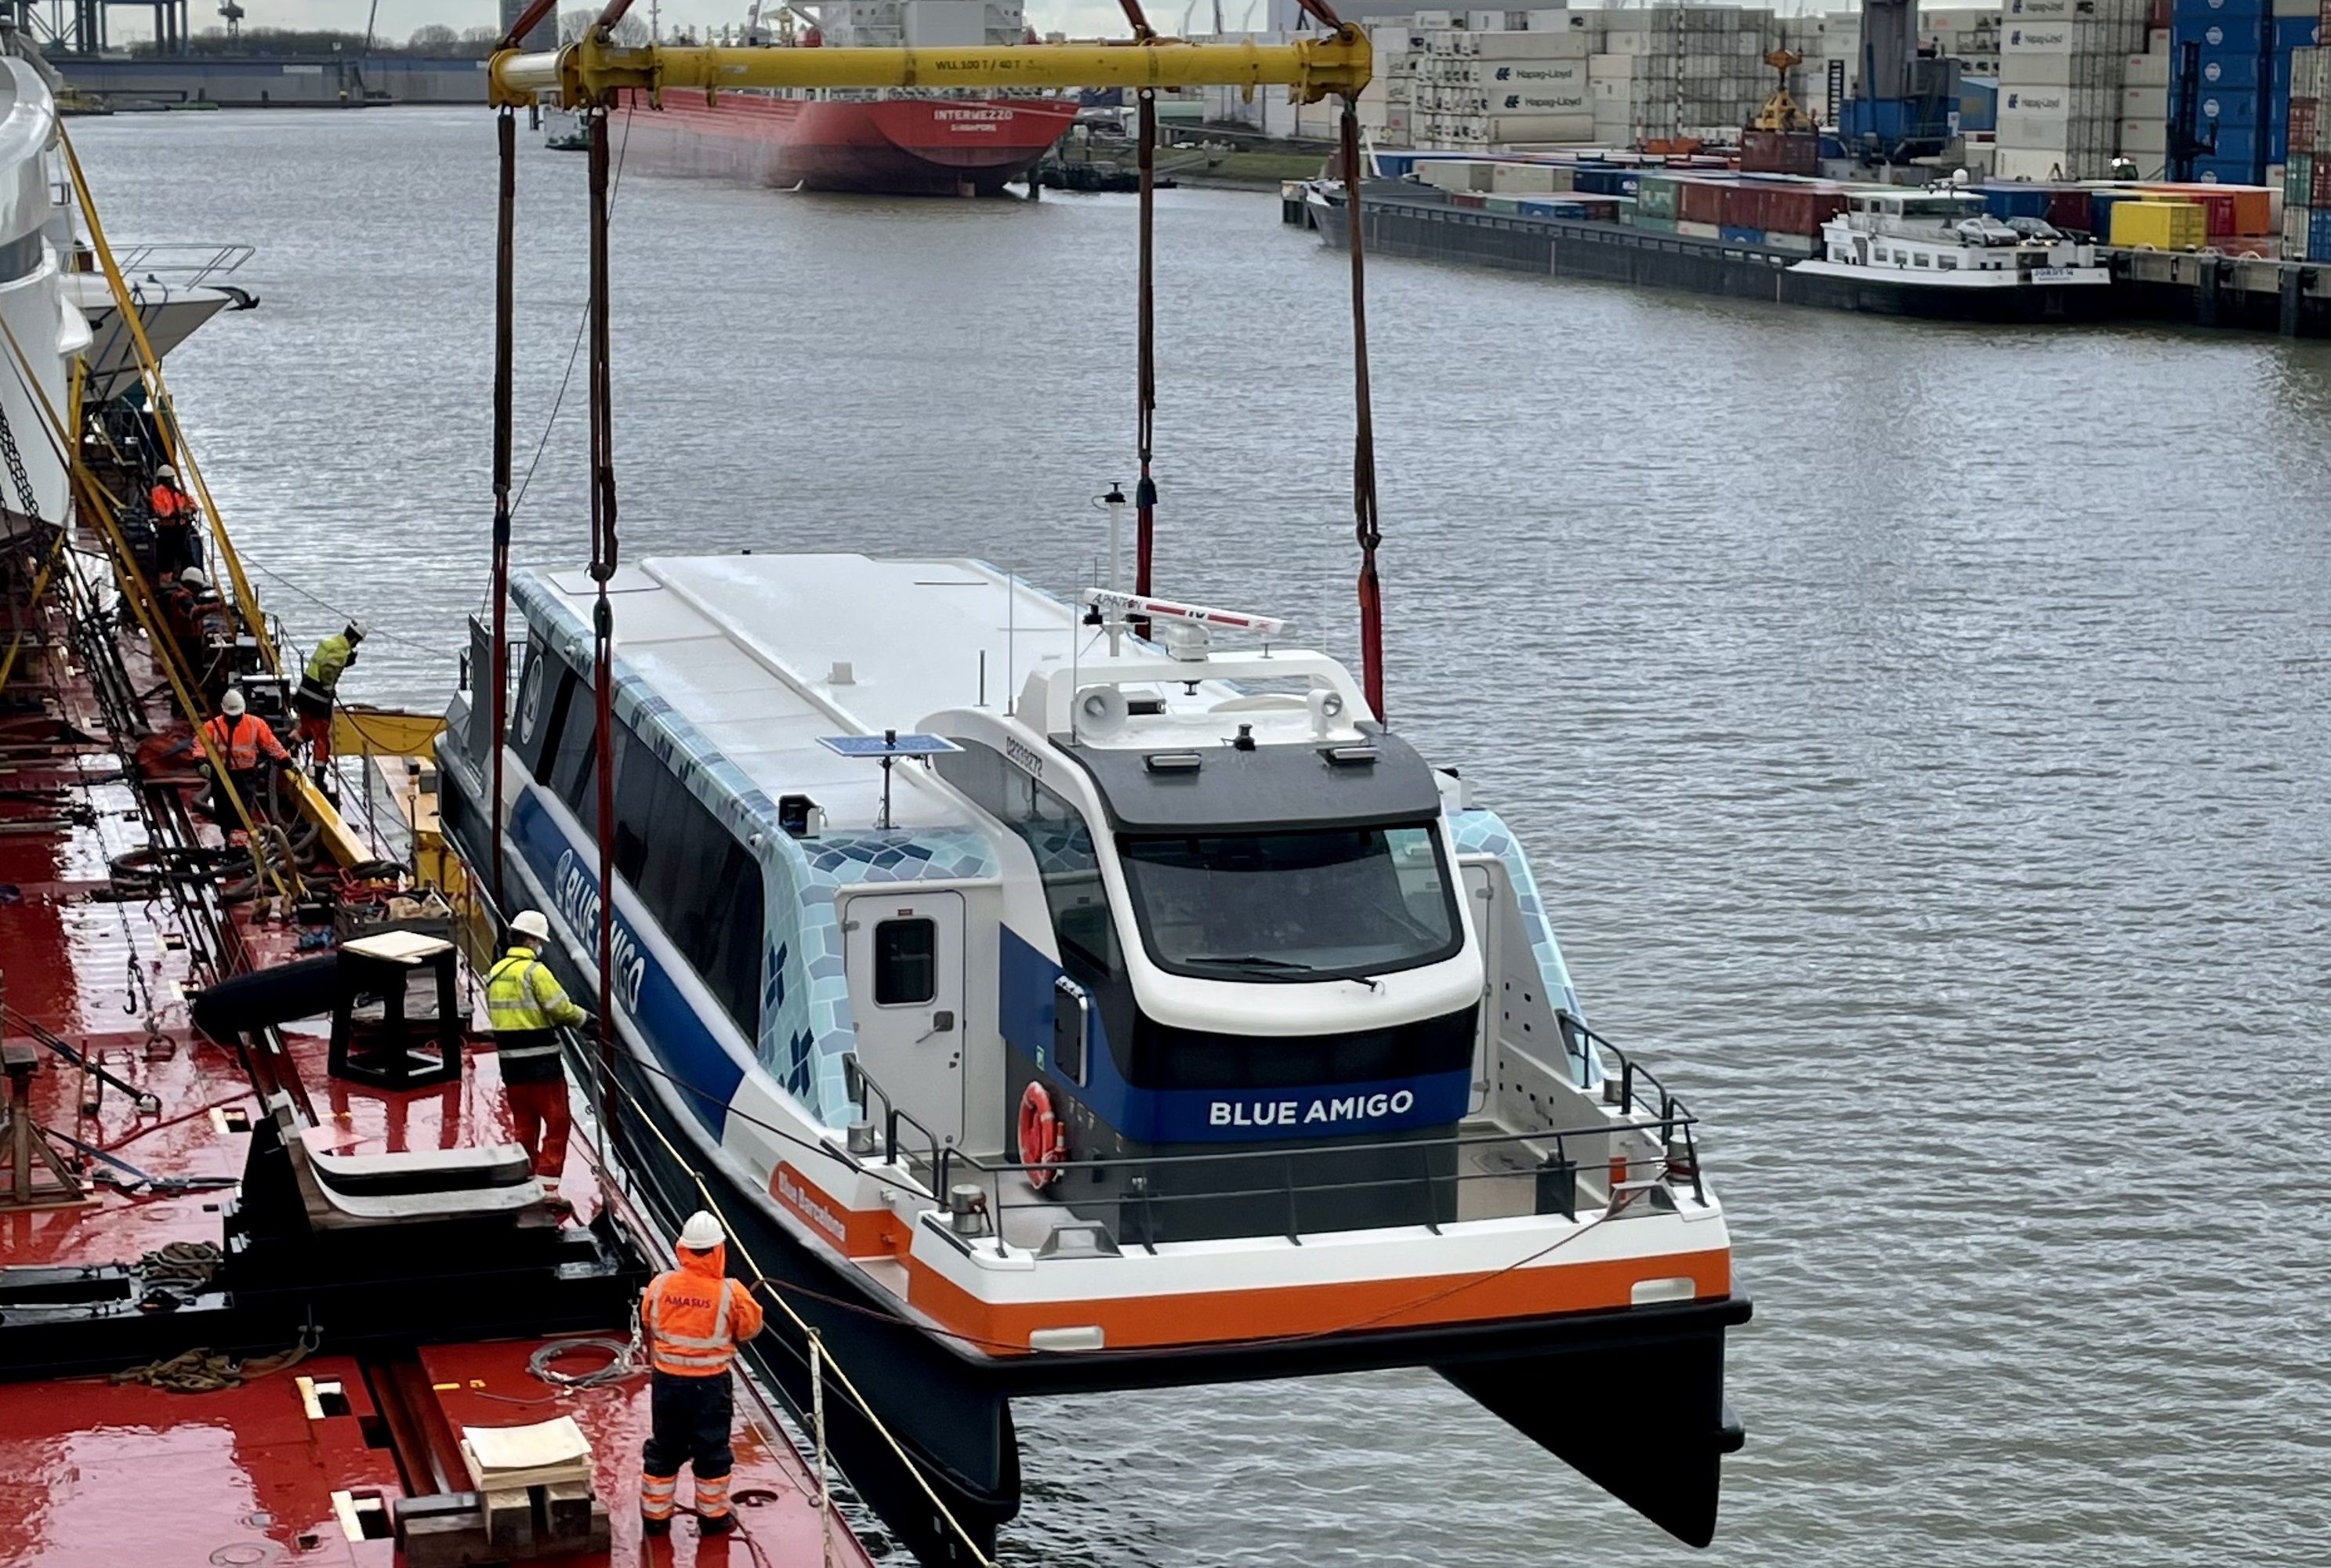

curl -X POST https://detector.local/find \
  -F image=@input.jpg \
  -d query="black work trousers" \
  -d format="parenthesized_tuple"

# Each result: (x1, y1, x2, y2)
(642, 1368, 734, 1480)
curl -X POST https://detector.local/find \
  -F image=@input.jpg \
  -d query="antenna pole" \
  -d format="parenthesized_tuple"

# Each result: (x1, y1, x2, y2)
(586, 105, 622, 1156)
(1339, 98, 1384, 722)
(1134, 85, 1158, 636)
(489, 106, 516, 904)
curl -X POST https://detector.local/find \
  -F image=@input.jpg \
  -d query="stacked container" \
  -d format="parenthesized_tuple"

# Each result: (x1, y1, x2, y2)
(2170, 0, 2271, 183)
(1412, 19, 1595, 147)
(2283, 44, 2329, 252)
(1996, 0, 2149, 180)
(1356, 24, 1419, 147)
(1922, 8, 2007, 74)
(2121, 31, 2173, 175)
(1588, 7, 1778, 148)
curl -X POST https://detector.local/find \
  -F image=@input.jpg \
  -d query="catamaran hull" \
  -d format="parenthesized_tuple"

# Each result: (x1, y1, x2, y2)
(444, 763, 1749, 1563)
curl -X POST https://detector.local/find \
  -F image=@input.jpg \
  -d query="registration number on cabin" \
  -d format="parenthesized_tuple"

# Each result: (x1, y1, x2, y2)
(2029, 266, 2079, 282)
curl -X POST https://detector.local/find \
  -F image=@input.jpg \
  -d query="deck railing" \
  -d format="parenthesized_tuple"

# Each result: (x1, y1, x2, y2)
(845, 1032, 1703, 1257)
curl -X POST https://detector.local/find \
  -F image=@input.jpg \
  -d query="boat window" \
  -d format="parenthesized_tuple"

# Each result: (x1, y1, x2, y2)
(874, 919, 937, 1006)
(1938, 255, 1958, 270)
(1116, 824, 1461, 983)
(512, 639, 556, 775)
(607, 723, 764, 1041)
(1914, 253, 1930, 268)
(933, 741, 1123, 984)
(545, 672, 600, 824)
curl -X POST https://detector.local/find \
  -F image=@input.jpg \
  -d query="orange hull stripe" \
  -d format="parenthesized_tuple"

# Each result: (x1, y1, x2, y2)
(904, 1246, 1733, 1353)
(771, 1163, 897, 1257)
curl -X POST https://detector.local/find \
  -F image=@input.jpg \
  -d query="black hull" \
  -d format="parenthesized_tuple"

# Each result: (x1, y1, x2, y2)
(444, 755, 1751, 1563)
(1311, 188, 2119, 325)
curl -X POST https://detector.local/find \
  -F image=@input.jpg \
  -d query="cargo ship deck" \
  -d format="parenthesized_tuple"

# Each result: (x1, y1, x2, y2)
(1299, 177, 2331, 336)
(0, 554, 875, 1568)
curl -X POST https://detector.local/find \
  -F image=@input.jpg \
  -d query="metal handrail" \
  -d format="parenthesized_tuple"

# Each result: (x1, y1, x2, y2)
(843, 1025, 1706, 1251)
(111, 243, 256, 289)
(1557, 1011, 1703, 1207)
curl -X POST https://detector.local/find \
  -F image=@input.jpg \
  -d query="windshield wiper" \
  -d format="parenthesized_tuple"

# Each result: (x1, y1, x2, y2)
(1181, 954, 1314, 972)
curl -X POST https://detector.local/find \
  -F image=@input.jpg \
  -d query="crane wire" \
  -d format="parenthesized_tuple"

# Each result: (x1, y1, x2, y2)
(507, 104, 633, 523)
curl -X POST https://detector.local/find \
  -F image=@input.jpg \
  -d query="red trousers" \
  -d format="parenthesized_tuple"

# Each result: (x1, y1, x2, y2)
(297, 711, 332, 763)
(505, 1077, 572, 1189)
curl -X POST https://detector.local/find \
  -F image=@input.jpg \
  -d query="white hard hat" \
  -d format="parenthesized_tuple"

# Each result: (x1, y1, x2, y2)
(179, 567, 208, 588)
(678, 1211, 723, 1251)
(346, 619, 370, 640)
(157, 464, 176, 481)
(219, 689, 246, 717)
(510, 908, 550, 943)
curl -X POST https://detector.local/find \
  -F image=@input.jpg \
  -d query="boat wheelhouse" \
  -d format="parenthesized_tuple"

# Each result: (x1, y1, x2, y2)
(1808, 186, 2111, 288)
(438, 551, 1749, 1559)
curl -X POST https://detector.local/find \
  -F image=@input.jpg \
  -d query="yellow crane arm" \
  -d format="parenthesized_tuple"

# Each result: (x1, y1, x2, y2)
(489, 29, 1373, 110)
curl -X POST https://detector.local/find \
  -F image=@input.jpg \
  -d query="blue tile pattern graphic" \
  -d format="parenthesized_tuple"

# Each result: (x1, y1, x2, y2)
(1448, 808, 1601, 1087)
(513, 574, 1001, 1128)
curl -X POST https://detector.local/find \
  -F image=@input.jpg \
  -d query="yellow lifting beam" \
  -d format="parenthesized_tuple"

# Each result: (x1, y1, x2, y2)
(488, 30, 1373, 112)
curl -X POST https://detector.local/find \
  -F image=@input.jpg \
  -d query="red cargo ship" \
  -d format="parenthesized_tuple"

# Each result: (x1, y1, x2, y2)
(613, 91, 1078, 196)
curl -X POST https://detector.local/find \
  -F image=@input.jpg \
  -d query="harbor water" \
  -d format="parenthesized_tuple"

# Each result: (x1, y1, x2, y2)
(78, 107, 2329, 1566)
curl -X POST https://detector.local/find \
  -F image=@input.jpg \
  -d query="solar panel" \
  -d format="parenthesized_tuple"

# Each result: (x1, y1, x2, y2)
(817, 733, 962, 759)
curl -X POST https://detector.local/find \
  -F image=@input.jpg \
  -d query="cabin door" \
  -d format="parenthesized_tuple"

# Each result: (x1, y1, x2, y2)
(841, 889, 966, 1160)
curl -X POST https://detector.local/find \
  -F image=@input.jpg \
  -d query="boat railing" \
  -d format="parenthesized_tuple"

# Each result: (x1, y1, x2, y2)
(838, 1037, 1698, 1251)
(107, 242, 256, 290)
(915, 1066, 1701, 1255)
(1555, 1009, 1700, 1194)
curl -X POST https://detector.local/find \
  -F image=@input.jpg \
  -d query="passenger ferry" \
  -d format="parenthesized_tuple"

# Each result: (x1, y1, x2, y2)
(437, 553, 1750, 1555)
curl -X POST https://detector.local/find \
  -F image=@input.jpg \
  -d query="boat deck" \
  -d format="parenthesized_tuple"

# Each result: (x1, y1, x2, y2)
(0, 1335, 864, 1566)
(0, 559, 875, 1568)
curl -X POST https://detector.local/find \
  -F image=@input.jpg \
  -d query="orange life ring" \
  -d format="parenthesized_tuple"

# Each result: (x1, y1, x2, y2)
(1017, 1081, 1068, 1191)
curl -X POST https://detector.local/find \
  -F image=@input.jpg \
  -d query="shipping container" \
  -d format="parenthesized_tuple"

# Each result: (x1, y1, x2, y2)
(2310, 204, 2331, 252)
(2141, 179, 2275, 227)
(1764, 184, 1849, 236)
(2210, 230, 2282, 251)
(1979, 182, 2059, 218)
(1572, 166, 1640, 196)
(2047, 186, 2099, 230)
(1634, 172, 1684, 219)
(2196, 89, 2267, 128)
(2110, 196, 2209, 244)
(2175, 0, 2270, 21)
(1677, 178, 1728, 224)
(1719, 224, 1765, 244)
(1677, 219, 1722, 239)
(2191, 52, 2265, 91)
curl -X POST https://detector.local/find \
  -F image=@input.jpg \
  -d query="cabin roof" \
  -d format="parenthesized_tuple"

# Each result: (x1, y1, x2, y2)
(521, 553, 1093, 830)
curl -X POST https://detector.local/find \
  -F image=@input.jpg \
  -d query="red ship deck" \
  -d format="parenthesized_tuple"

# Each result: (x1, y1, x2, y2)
(0, 568, 875, 1568)
(0, 1337, 868, 1567)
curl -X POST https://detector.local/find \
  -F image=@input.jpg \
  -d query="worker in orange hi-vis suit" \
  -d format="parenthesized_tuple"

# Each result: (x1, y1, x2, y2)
(638, 1210, 765, 1537)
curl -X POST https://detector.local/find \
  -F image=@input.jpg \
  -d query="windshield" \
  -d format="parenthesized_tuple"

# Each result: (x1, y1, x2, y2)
(1116, 824, 1462, 981)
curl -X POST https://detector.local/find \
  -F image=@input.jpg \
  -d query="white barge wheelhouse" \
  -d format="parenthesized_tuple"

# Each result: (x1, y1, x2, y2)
(437, 552, 1749, 1559)
(1800, 186, 2112, 291)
